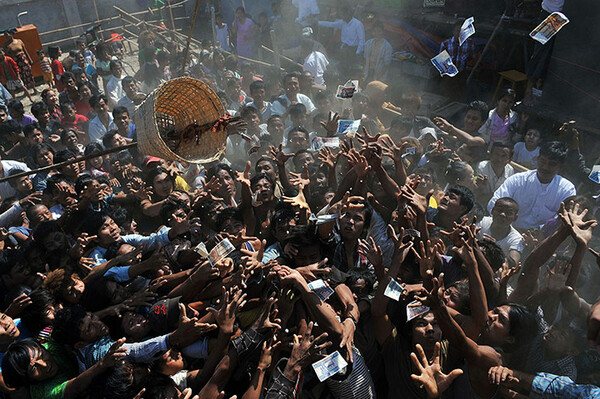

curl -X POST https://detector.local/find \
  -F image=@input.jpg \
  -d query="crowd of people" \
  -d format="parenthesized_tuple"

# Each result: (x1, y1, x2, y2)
(0, 0, 598, 398)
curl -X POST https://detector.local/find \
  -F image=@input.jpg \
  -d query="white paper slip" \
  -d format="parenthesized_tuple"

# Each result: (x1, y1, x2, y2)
(209, 238, 235, 265)
(336, 119, 361, 135)
(308, 279, 335, 301)
(431, 50, 459, 77)
(530, 12, 570, 45)
(312, 137, 340, 151)
(194, 242, 209, 258)
(406, 300, 431, 321)
(459, 17, 475, 46)
(384, 278, 404, 301)
(589, 165, 600, 184)
(312, 350, 348, 382)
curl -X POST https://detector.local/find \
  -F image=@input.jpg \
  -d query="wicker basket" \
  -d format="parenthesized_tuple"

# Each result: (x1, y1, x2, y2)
(136, 77, 227, 164)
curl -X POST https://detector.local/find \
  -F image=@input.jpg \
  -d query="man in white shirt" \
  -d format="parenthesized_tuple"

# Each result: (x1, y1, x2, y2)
(488, 141, 576, 230)
(271, 72, 315, 125)
(0, 156, 30, 200)
(117, 76, 145, 121)
(302, 39, 329, 86)
(88, 95, 116, 144)
(318, 8, 365, 55)
(476, 142, 515, 205)
(478, 197, 524, 263)
(106, 60, 125, 110)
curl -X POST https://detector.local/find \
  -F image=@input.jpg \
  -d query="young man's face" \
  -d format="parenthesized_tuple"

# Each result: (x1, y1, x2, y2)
(0, 313, 20, 346)
(256, 160, 277, 181)
(63, 105, 76, 121)
(524, 129, 541, 148)
(491, 201, 518, 227)
(123, 80, 138, 97)
(288, 132, 309, 152)
(411, 312, 442, 352)
(244, 111, 261, 131)
(27, 129, 44, 145)
(98, 216, 122, 246)
(294, 244, 322, 267)
(36, 110, 50, 125)
(251, 87, 265, 104)
(226, 82, 241, 101)
(463, 109, 484, 134)
(536, 155, 562, 183)
(0, 109, 8, 123)
(220, 219, 244, 235)
(284, 77, 300, 98)
(490, 146, 512, 168)
(111, 63, 123, 77)
(94, 99, 109, 115)
(267, 118, 285, 139)
(438, 191, 466, 218)
(15, 176, 33, 193)
(339, 208, 367, 241)
(26, 345, 59, 382)
(252, 177, 274, 203)
(480, 305, 514, 347)
(61, 275, 85, 304)
(292, 151, 313, 170)
(121, 311, 151, 341)
(78, 312, 109, 344)
(64, 78, 77, 92)
(114, 112, 130, 133)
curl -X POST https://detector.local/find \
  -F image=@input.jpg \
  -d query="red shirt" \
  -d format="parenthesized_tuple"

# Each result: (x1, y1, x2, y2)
(0, 56, 19, 83)
(51, 59, 65, 92)
(61, 113, 89, 132)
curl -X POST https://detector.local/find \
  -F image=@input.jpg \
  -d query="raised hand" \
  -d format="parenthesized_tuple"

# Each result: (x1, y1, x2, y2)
(559, 200, 598, 245)
(252, 293, 282, 333)
(320, 111, 340, 135)
(98, 338, 128, 369)
(357, 126, 381, 146)
(296, 258, 331, 281)
(18, 191, 42, 208)
(287, 321, 332, 370)
(412, 240, 442, 280)
(282, 186, 311, 211)
(235, 161, 252, 187)
(4, 293, 32, 317)
(497, 262, 521, 286)
(541, 261, 571, 292)
(270, 144, 294, 166)
(401, 184, 429, 215)
(432, 116, 454, 133)
(487, 365, 518, 387)
(207, 286, 247, 334)
(415, 273, 445, 310)
(359, 237, 383, 276)
(411, 342, 463, 398)
(258, 335, 282, 371)
(318, 146, 340, 169)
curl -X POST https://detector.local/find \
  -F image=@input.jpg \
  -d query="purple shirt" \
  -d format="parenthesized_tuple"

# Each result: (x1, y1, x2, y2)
(19, 114, 36, 127)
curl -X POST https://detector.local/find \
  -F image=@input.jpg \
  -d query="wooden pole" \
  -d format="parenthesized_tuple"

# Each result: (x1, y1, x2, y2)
(0, 143, 138, 183)
(210, 6, 217, 48)
(269, 30, 281, 74)
(167, 0, 177, 42)
(181, 0, 201, 76)
(92, 0, 104, 41)
(260, 45, 302, 68)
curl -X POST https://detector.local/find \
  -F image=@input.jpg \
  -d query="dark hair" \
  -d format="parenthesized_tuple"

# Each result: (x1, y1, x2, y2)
(112, 106, 129, 119)
(497, 88, 516, 104)
(20, 289, 55, 334)
(23, 122, 41, 137)
(77, 80, 93, 91)
(75, 174, 96, 195)
(0, 250, 26, 276)
(250, 172, 274, 190)
(539, 141, 568, 163)
(490, 142, 514, 156)
(84, 142, 104, 157)
(505, 302, 540, 351)
(206, 163, 235, 181)
(7, 169, 29, 188)
(255, 156, 276, 170)
(60, 102, 76, 114)
(145, 166, 174, 187)
(495, 197, 519, 212)
(102, 130, 121, 149)
(282, 71, 300, 84)
(81, 278, 122, 311)
(109, 60, 123, 71)
(89, 94, 108, 109)
(477, 238, 505, 272)
(7, 98, 24, 114)
(48, 46, 60, 59)
(61, 71, 75, 83)
(249, 80, 265, 94)
(216, 207, 244, 231)
(467, 100, 489, 121)
(54, 148, 77, 163)
(289, 103, 307, 118)
(138, 373, 178, 399)
(2, 339, 43, 388)
(267, 114, 283, 124)
(32, 142, 55, 165)
(352, 91, 369, 103)
(0, 119, 22, 136)
(80, 211, 110, 235)
(414, 165, 437, 184)
(53, 304, 87, 345)
(445, 161, 472, 184)
(44, 174, 72, 196)
(285, 225, 323, 251)
(121, 75, 136, 88)
(240, 105, 260, 120)
(446, 184, 475, 214)
(270, 205, 296, 232)
(288, 126, 309, 139)
(159, 198, 190, 225)
(30, 101, 48, 118)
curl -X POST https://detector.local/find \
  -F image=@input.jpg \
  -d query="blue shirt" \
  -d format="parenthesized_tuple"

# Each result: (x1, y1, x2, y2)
(531, 372, 600, 398)
(89, 229, 171, 265)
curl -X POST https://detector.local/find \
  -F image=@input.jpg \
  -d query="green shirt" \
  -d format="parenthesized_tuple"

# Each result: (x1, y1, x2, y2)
(30, 341, 78, 399)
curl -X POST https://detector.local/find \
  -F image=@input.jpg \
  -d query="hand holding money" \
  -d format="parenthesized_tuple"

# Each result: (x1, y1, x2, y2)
(284, 321, 332, 380)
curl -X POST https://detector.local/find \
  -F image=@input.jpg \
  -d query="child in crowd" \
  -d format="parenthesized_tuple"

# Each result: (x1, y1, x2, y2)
(513, 127, 541, 169)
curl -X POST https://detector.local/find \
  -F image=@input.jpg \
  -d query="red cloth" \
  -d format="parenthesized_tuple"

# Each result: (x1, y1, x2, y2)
(61, 113, 88, 131)
(0, 56, 19, 83)
(51, 59, 65, 92)
(75, 100, 93, 119)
